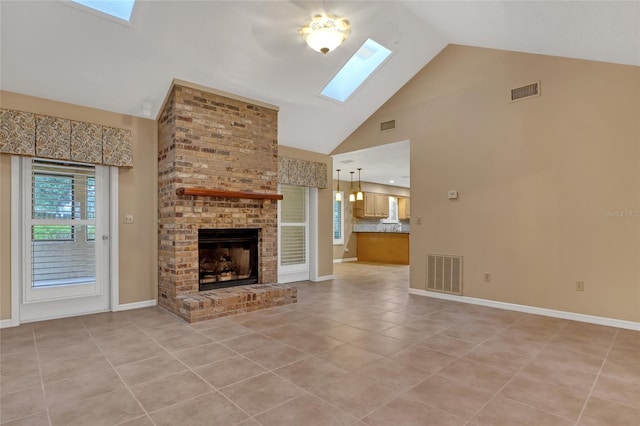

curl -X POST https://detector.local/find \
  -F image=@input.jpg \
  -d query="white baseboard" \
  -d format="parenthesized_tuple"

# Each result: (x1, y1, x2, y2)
(0, 300, 159, 328)
(0, 319, 19, 329)
(408, 288, 640, 331)
(116, 299, 157, 312)
(312, 275, 335, 282)
(333, 257, 358, 263)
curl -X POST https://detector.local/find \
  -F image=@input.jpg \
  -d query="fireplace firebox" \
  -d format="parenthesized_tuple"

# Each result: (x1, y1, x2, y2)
(198, 228, 259, 291)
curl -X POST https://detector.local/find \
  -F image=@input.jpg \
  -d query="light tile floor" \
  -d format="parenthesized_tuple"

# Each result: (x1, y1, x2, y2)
(1, 263, 639, 425)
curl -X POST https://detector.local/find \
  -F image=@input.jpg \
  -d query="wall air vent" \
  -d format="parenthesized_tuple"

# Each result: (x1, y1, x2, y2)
(511, 82, 540, 102)
(380, 119, 396, 132)
(426, 254, 463, 295)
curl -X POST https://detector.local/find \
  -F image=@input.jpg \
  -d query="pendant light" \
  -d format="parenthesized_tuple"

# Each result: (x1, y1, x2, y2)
(335, 169, 342, 201)
(349, 171, 356, 202)
(356, 167, 364, 201)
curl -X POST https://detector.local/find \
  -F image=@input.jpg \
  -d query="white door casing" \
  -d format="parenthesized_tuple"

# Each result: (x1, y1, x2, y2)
(278, 184, 310, 283)
(11, 157, 114, 323)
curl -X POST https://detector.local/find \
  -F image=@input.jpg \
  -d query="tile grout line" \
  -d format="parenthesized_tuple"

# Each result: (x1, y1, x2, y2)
(82, 317, 160, 426)
(31, 327, 53, 426)
(134, 318, 258, 424)
(459, 316, 569, 426)
(574, 327, 620, 425)
(190, 311, 395, 424)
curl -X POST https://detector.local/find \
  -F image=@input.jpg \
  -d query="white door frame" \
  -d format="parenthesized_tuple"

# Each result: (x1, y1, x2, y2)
(277, 185, 321, 284)
(308, 187, 319, 281)
(9, 156, 119, 326)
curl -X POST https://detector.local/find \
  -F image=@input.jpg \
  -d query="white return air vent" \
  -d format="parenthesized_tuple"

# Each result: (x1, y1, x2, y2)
(426, 254, 463, 295)
(510, 81, 540, 102)
(379, 119, 396, 132)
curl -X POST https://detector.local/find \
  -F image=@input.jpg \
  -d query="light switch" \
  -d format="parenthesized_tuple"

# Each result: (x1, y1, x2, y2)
(448, 191, 458, 200)
(123, 214, 134, 224)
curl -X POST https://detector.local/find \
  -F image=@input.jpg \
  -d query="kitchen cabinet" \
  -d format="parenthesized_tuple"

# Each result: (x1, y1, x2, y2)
(398, 197, 410, 219)
(356, 232, 409, 264)
(354, 192, 389, 218)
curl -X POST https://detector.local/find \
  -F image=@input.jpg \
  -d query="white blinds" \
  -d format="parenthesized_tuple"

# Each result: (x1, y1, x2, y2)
(333, 192, 344, 244)
(30, 160, 96, 287)
(279, 185, 307, 266)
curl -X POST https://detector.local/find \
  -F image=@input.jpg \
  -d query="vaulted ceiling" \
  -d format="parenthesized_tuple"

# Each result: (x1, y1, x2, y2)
(1, 1, 639, 157)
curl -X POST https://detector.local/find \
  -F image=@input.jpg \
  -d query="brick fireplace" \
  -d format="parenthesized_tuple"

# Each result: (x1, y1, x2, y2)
(157, 82, 296, 323)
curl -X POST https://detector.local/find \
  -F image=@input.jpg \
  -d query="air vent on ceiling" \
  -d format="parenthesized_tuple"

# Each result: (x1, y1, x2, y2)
(380, 119, 396, 132)
(426, 254, 463, 295)
(511, 82, 540, 102)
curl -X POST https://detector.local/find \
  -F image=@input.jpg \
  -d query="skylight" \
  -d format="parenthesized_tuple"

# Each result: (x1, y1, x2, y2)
(321, 38, 392, 103)
(71, 0, 136, 22)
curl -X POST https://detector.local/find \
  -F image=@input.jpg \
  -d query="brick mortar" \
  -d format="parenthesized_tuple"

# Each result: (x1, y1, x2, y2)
(158, 84, 283, 322)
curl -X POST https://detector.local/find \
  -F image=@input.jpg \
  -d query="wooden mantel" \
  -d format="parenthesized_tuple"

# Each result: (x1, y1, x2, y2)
(176, 187, 284, 201)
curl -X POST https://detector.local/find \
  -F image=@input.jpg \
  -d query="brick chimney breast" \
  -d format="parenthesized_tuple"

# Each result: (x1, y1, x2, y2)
(157, 84, 282, 321)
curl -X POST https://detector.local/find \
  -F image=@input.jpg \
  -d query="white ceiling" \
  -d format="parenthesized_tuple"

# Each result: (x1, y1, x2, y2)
(332, 140, 411, 188)
(2, 1, 639, 184)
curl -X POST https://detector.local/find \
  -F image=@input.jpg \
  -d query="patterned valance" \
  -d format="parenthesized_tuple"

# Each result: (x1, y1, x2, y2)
(278, 156, 327, 188)
(0, 108, 133, 167)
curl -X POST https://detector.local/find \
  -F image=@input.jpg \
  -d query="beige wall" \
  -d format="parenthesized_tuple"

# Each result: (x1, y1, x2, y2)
(278, 145, 333, 278)
(0, 91, 158, 320)
(336, 45, 640, 322)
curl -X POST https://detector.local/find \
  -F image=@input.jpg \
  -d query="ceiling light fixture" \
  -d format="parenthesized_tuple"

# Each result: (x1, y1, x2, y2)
(349, 171, 356, 202)
(301, 14, 350, 54)
(356, 168, 364, 201)
(335, 169, 342, 201)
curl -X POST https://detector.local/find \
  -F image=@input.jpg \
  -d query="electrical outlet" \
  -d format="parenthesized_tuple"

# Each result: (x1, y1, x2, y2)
(576, 281, 584, 292)
(484, 272, 491, 282)
(123, 214, 134, 224)
(417, 216, 423, 225)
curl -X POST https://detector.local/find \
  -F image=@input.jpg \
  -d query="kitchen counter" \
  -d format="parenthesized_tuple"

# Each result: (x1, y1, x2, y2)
(356, 232, 409, 265)
(353, 230, 410, 233)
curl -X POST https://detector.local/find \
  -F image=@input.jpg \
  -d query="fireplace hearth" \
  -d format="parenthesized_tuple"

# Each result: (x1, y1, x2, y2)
(198, 228, 259, 291)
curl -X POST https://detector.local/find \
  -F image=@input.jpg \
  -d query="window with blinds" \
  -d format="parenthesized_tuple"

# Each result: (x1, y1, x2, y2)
(333, 191, 344, 244)
(279, 185, 308, 266)
(30, 160, 97, 288)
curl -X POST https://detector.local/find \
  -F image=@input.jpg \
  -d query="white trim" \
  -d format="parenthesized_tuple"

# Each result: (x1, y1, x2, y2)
(333, 257, 358, 263)
(11, 158, 114, 322)
(109, 167, 120, 312)
(408, 288, 640, 331)
(279, 271, 312, 284)
(311, 275, 335, 282)
(0, 319, 17, 329)
(19, 309, 111, 324)
(309, 187, 319, 281)
(117, 299, 157, 311)
(10, 156, 21, 328)
(0, 300, 158, 328)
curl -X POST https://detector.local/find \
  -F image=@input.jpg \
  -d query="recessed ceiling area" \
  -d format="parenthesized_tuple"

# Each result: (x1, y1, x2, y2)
(332, 141, 410, 189)
(1, 1, 638, 156)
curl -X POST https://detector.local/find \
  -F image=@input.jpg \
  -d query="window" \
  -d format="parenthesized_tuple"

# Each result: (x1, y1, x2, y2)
(70, 0, 136, 22)
(279, 185, 308, 266)
(382, 196, 399, 223)
(87, 177, 96, 241)
(32, 173, 74, 240)
(31, 163, 96, 241)
(333, 191, 344, 244)
(28, 159, 97, 288)
(321, 38, 392, 103)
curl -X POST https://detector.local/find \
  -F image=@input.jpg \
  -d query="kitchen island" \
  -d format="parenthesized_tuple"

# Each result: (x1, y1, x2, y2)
(355, 232, 410, 265)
